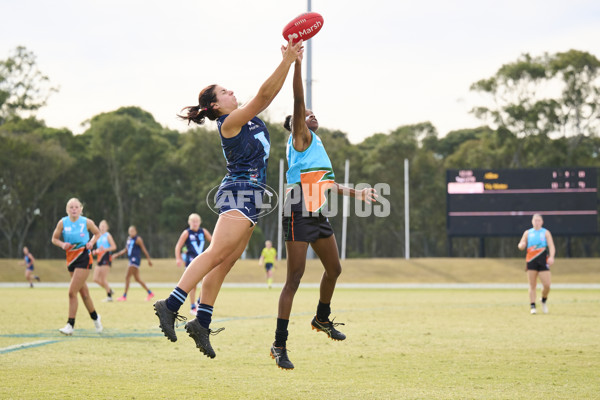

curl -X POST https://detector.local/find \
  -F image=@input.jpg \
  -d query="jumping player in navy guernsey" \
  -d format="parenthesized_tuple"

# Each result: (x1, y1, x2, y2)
(175, 213, 212, 315)
(153, 38, 304, 359)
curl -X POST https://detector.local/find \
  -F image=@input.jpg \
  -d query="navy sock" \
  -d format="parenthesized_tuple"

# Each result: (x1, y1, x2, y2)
(196, 303, 213, 329)
(542, 297, 547, 303)
(166, 287, 188, 312)
(68, 318, 75, 327)
(530, 303, 536, 308)
(89, 311, 98, 321)
(316, 301, 331, 321)
(274, 318, 289, 347)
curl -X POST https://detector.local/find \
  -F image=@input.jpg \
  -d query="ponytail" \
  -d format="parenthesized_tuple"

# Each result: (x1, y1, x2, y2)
(178, 105, 216, 125)
(177, 84, 219, 125)
(283, 115, 293, 132)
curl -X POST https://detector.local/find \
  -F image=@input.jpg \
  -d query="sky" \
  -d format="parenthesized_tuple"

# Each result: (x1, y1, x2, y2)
(2, 0, 600, 143)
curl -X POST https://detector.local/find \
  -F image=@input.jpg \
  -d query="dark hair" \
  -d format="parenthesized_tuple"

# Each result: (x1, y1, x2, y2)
(283, 115, 293, 132)
(178, 84, 220, 125)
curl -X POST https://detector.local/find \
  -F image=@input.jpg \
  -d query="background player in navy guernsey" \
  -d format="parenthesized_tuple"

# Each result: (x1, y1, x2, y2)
(51, 198, 103, 336)
(113, 225, 154, 302)
(21, 246, 40, 288)
(175, 213, 212, 315)
(270, 50, 378, 370)
(153, 38, 304, 359)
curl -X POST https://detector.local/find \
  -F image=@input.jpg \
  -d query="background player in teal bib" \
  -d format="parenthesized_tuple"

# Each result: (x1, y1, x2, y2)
(51, 198, 103, 335)
(153, 38, 304, 359)
(114, 225, 154, 301)
(175, 213, 212, 315)
(518, 214, 555, 314)
(270, 50, 378, 370)
(92, 220, 117, 302)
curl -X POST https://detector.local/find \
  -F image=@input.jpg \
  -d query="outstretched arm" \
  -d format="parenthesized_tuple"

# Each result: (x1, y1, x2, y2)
(221, 39, 304, 138)
(113, 247, 127, 258)
(290, 53, 312, 151)
(334, 183, 378, 203)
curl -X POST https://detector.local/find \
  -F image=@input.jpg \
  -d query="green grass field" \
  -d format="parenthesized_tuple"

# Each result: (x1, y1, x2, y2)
(1, 286, 599, 399)
(2, 257, 600, 284)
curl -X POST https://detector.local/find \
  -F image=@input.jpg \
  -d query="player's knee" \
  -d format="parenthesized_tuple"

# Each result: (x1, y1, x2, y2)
(284, 275, 302, 293)
(328, 264, 342, 279)
(204, 248, 226, 266)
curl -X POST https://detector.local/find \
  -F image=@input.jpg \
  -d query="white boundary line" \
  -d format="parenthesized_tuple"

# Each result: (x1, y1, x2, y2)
(1, 282, 599, 289)
(0, 340, 59, 354)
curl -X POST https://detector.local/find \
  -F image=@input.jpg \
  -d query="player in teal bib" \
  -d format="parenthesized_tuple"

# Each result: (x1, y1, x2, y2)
(270, 50, 379, 370)
(92, 220, 117, 302)
(518, 214, 556, 314)
(51, 198, 102, 336)
(284, 130, 335, 215)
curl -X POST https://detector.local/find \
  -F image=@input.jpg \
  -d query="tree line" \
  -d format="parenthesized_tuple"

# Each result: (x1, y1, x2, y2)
(1, 47, 599, 259)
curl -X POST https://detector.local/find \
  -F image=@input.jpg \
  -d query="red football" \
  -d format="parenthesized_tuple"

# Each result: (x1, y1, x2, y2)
(282, 12, 324, 43)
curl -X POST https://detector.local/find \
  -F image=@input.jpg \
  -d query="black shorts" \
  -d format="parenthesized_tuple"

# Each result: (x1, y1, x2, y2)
(98, 252, 112, 267)
(283, 211, 334, 243)
(68, 250, 93, 272)
(527, 251, 550, 271)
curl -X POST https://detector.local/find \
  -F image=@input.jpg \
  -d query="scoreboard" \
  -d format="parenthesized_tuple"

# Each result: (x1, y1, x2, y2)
(446, 168, 598, 236)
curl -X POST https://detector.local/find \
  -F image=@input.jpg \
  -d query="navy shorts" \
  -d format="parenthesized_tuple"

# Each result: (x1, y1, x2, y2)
(265, 262, 274, 271)
(527, 251, 550, 271)
(128, 256, 141, 268)
(283, 211, 334, 243)
(216, 181, 264, 225)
